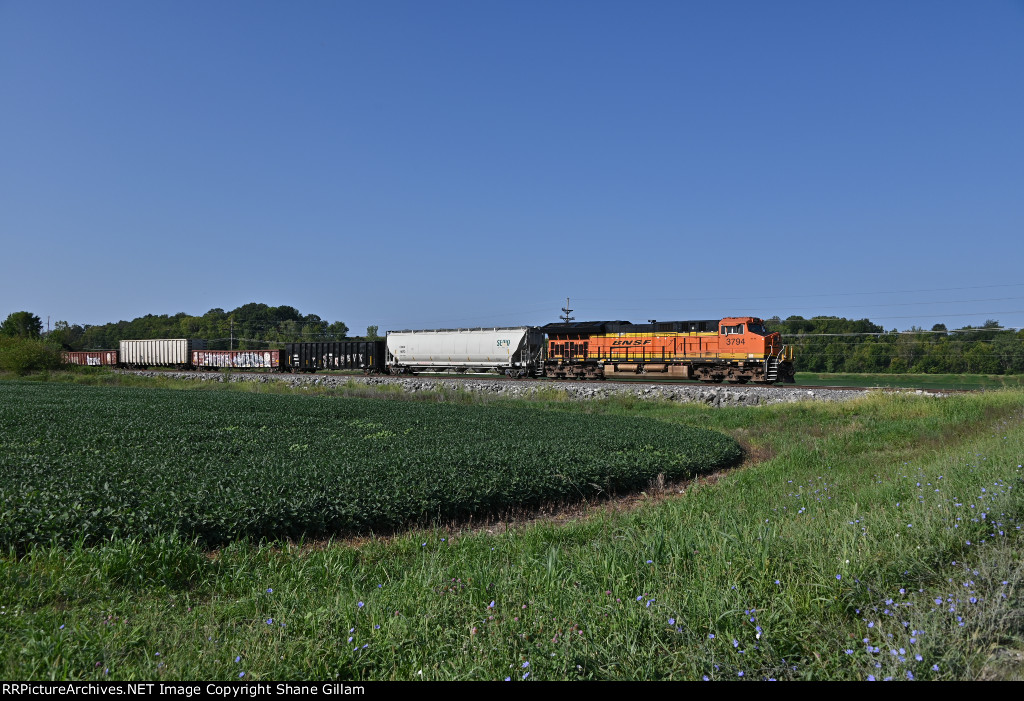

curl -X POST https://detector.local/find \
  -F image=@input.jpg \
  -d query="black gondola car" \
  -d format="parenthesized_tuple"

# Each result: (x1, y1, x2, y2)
(284, 340, 386, 373)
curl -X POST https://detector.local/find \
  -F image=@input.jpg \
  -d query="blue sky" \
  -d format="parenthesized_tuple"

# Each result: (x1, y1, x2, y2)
(2, 1, 1023, 334)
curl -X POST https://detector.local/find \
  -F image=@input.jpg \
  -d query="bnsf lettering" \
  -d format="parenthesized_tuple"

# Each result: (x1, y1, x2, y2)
(611, 340, 652, 346)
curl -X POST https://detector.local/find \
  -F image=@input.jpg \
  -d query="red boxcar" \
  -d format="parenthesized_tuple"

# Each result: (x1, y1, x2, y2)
(191, 349, 282, 370)
(62, 351, 118, 366)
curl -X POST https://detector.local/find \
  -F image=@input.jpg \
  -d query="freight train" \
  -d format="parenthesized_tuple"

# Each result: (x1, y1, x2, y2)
(62, 315, 795, 384)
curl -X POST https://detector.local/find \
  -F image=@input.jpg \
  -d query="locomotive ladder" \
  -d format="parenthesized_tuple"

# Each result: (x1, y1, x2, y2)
(765, 346, 786, 383)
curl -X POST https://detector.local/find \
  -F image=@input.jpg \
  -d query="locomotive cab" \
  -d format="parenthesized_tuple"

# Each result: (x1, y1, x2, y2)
(719, 318, 776, 357)
(718, 317, 794, 383)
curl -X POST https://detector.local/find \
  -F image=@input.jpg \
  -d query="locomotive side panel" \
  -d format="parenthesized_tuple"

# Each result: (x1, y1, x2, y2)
(543, 318, 794, 383)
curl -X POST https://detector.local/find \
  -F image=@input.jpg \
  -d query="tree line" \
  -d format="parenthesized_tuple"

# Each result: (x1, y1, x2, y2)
(4, 307, 1024, 375)
(3, 304, 372, 352)
(766, 316, 1024, 375)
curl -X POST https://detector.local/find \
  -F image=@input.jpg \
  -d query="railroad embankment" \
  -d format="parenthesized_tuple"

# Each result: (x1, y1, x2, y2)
(121, 370, 946, 406)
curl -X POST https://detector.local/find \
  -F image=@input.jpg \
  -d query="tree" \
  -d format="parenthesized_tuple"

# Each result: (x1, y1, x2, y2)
(895, 333, 926, 371)
(48, 320, 85, 350)
(964, 344, 999, 374)
(179, 315, 203, 337)
(0, 336, 62, 375)
(366, 325, 380, 340)
(1, 311, 43, 339)
(38, 303, 349, 350)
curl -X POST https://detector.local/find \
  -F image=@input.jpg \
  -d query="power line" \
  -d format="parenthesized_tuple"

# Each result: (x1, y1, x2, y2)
(844, 310, 1024, 321)
(565, 305, 1023, 321)
(573, 282, 1024, 304)
(780, 328, 1021, 338)
(780, 296, 1024, 311)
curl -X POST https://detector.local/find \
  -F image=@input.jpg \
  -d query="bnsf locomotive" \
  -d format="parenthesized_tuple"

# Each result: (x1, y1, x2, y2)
(543, 317, 794, 384)
(65, 314, 794, 384)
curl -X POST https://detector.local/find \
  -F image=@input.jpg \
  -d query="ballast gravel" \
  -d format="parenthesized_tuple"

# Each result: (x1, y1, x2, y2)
(122, 371, 947, 407)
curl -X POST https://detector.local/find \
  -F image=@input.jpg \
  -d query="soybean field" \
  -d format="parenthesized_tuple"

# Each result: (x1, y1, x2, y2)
(0, 382, 741, 550)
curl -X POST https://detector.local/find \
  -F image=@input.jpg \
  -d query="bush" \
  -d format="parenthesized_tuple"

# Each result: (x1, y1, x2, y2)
(0, 337, 63, 375)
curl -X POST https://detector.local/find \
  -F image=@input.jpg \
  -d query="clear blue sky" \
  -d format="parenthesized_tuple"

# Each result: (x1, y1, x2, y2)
(2, 1, 1023, 334)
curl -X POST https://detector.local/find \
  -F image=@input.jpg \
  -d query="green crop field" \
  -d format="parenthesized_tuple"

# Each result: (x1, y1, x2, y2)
(0, 382, 740, 550)
(1, 376, 1023, 682)
(795, 372, 1024, 390)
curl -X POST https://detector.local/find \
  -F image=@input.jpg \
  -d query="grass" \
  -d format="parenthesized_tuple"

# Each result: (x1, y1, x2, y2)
(1, 376, 1023, 680)
(15, 365, 1023, 394)
(795, 372, 1024, 391)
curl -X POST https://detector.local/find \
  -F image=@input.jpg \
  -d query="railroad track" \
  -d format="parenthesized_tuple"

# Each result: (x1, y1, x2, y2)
(119, 368, 972, 394)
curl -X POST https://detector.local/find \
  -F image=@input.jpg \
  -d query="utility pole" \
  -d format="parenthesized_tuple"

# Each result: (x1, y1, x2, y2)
(560, 298, 574, 324)
(230, 316, 234, 350)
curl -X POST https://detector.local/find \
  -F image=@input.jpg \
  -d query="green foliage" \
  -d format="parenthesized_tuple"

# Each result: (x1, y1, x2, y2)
(66, 303, 349, 351)
(1, 389, 1023, 681)
(766, 316, 1024, 375)
(0, 337, 63, 375)
(1, 311, 43, 339)
(0, 383, 741, 550)
(45, 320, 85, 349)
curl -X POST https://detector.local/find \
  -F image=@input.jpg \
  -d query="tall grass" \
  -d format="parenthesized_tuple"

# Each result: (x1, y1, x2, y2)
(1, 388, 1022, 680)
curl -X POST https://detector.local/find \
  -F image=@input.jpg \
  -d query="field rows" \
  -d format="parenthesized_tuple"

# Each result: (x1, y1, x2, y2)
(0, 382, 742, 549)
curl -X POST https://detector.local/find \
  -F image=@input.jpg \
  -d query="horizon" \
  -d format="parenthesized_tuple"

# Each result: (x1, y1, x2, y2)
(20, 298, 1024, 337)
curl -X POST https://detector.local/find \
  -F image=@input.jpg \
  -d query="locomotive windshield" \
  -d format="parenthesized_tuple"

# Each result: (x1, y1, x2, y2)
(747, 323, 767, 335)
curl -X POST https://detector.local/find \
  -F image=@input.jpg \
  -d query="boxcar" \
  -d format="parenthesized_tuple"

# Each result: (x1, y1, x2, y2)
(192, 349, 282, 370)
(62, 350, 119, 366)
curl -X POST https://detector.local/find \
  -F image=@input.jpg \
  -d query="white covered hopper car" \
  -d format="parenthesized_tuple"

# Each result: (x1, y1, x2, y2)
(386, 327, 545, 377)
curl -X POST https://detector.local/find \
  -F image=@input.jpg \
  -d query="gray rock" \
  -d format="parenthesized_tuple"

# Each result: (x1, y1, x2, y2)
(119, 370, 949, 406)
